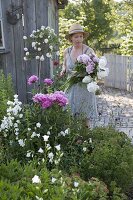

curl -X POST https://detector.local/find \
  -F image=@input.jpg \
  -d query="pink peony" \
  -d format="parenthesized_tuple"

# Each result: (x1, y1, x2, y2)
(44, 78, 54, 86)
(27, 75, 39, 85)
(77, 54, 90, 64)
(86, 64, 94, 74)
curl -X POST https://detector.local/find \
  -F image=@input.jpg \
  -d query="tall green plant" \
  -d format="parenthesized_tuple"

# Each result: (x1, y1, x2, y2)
(0, 70, 14, 121)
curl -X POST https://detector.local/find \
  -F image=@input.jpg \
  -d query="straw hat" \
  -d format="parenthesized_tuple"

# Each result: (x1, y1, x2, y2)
(65, 24, 88, 40)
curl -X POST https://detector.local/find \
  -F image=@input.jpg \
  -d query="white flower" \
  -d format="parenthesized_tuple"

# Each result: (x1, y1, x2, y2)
(97, 68, 109, 79)
(24, 47, 28, 51)
(30, 33, 34, 38)
(82, 76, 92, 83)
(31, 132, 37, 138)
(19, 114, 23, 118)
(23, 36, 27, 40)
(47, 131, 51, 135)
(89, 138, 92, 143)
(36, 56, 40, 60)
(41, 25, 45, 30)
(55, 144, 61, 151)
(42, 135, 49, 141)
(38, 148, 44, 153)
(46, 53, 51, 58)
(32, 175, 41, 184)
(56, 51, 60, 56)
(40, 55, 45, 61)
(32, 30, 36, 34)
(36, 196, 43, 200)
(32, 42, 36, 47)
(83, 147, 87, 152)
(43, 189, 48, 193)
(51, 177, 57, 183)
(49, 45, 53, 50)
(38, 47, 41, 51)
(98, 56, 107, 69)
(36, 122, 41, 128)
(26, 52, 29, 56)
(14, 123, 18, 128)
(26, 151, 31, 157)
(46, 144, 51, 150)
(44, 39, 48, 43)
(24, 57, 27, 61)
(48, 152, 54, 159)
(74, 181, 79, 187)
(87, 82, 99, 93)
(18, 139, 25, 147)
(28, 128, 31, 131)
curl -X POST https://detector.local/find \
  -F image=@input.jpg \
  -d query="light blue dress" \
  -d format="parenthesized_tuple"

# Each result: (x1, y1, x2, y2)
(65, 46, 98, 119)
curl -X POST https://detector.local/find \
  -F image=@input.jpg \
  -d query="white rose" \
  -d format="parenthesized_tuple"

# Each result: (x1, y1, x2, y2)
(46, 53, 51, 58)
(32, 42, 36, 47)
(24, 47, 28, 51)
(23, 36, 27, 40)
(82, 76, 92, 83)
(36, 56, 40, 60)
(26, 52, 29, 56)
(44, 39, 48, 43)
(87, 82, 99, 93)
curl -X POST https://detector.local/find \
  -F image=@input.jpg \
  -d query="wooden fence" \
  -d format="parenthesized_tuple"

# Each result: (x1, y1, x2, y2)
(104, 54, 133, 91)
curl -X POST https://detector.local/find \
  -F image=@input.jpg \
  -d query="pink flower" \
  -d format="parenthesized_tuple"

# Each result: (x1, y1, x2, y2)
(27, 75, 39, 85)
(77, 54, 90, 64)
(44, 78, 54, 86)
(32, 93, 45, 103)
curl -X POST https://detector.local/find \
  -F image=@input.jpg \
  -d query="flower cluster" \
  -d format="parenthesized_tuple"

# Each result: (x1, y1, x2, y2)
(33, 91, 68, 108)
(0, 95, 23, 137)
(23, 26, 60, 61)
(64, 53, 109, 94)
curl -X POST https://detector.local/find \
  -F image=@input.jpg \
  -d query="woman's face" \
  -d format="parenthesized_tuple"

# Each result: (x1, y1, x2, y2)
(70, 32, 84, 47)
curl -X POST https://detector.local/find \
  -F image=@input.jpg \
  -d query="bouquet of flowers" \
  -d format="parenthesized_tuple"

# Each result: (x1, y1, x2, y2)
(63, 53, 109, 94)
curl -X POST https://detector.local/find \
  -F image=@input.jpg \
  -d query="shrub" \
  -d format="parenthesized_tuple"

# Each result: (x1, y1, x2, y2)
(0, 159, 110, 200)
(60, 127, 133, 193)
(0, 70, 14, 121)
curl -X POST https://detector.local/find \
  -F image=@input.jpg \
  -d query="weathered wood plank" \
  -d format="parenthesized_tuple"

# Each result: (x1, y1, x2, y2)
(1, 0, 17, 90)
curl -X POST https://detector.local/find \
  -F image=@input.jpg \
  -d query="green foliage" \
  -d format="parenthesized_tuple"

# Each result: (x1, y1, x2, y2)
(120, 32, 133, 55)
(0, 159, 109, 200)
(60, 127, 133, 193)
(0, 70, 14, 121)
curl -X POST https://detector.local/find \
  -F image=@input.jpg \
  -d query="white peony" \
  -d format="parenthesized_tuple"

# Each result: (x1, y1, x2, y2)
(98, 56, 107, 69)
(82, 76, 92, 83)
(97, 68, 109, 79)
(87, 82, 99, 93)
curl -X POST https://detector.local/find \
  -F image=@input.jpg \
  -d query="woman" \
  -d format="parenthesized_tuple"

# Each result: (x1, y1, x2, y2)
(60, 24, 98, 127)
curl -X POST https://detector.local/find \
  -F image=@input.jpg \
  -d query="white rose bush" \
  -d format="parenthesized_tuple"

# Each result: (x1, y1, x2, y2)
(23, 26, 60, 61)
(62, 53, 109, 94)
